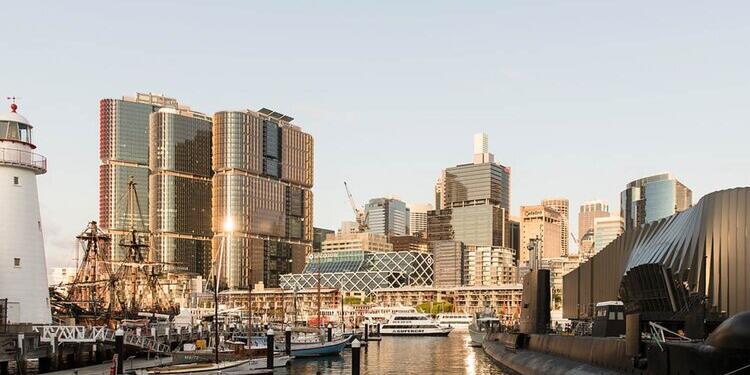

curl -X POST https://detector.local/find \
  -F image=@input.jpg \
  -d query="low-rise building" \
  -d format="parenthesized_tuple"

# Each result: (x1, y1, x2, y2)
(389, 234, 429, 252)
(322, 232, 393, 252)
(372, 284, 523, 316)
(280, 249, 433, 296)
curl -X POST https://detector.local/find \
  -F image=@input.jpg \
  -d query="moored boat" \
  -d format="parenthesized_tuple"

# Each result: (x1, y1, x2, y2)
(380, 312, 453, 336)
(437, 312, 472, 331)
(290, 336, 350, 357)
(468, 312, 500, 347)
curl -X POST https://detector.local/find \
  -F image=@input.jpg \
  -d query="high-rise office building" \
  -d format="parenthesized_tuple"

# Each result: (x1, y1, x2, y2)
(427, 134, 512, 248)
(519, 205, 563, 264)
(313, 227, 335, 252)
(578, 200, 609, 257)
(620, 173, 692, 230)
(430, 240, 465, 287)
(593, 216, 625, 254)
(542, 198, 569, 256)
(100, 93, 190, 261)
(149, 107, 213, 277)
(365, 197, 409, 236)
(212, 108, 313, 289)
(434, 173, 446, 210)
(407, 203, 433, 236)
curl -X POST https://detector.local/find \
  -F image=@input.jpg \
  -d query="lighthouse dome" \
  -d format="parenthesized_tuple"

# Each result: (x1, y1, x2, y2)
(0, 110, 31, 127)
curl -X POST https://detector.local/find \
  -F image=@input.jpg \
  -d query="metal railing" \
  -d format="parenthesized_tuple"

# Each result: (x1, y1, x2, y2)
(0, 147, 47, 173)
(32, 326, 170, 353)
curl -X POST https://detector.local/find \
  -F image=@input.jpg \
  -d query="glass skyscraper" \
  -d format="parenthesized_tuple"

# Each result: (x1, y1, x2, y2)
(427, 134, 512, 248)
(149, 108, 213, 277)
(364, 197, 409, 236)
(620, 173, 692, 230)
(212, 108, 313, 289)
(100, 93, 183, 261)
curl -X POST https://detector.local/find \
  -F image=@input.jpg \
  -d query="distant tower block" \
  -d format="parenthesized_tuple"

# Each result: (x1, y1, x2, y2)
(0, 101, 52, 324)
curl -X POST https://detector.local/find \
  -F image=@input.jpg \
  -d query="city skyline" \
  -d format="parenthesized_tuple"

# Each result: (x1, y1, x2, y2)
(3, 2, 749, 269)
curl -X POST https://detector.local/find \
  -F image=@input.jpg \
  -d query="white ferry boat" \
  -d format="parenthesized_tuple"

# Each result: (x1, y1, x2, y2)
(364, 305, 417, 323)
(380, 312, 453, 336)
(436, 313, 472, 331)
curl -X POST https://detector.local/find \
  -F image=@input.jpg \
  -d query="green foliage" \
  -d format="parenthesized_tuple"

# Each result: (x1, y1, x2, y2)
(416, 301, 453, 315)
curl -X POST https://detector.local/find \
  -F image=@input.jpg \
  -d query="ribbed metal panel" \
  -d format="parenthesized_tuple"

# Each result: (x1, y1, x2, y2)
(564, 187, 750, 320)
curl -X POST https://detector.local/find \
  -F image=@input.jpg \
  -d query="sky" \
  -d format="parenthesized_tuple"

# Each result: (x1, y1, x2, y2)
(2, 1, 749, 269)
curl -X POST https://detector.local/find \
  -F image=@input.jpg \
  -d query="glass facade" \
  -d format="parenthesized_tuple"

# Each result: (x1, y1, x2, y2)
(148, 109, 213, 277)
(427, 205, 505, 247)
(213, 110, 313, 289)
(281, 250, 433, 296)
(620, 173, 692, 230)
(444, 163, 510, 210)
(364, 197, 409, 236)
(99, 97, 162, 261)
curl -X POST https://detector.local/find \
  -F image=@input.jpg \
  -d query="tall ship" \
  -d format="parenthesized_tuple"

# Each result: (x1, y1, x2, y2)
(380, 312, 453, 336)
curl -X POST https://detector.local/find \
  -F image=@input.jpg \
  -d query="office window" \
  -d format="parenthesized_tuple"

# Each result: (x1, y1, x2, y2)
(14, 258, 20, 267)
(13, 176, 19, 185)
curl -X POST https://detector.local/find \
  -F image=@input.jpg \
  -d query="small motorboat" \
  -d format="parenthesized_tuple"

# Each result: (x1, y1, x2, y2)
(468, 312, 501, 347)
(290, 336, 350, 357)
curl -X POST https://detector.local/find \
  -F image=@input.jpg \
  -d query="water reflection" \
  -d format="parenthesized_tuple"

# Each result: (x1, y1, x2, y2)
(272, 332, 505, 374)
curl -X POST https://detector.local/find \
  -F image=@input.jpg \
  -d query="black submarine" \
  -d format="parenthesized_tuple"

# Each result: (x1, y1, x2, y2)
(483, 188, 750, 374)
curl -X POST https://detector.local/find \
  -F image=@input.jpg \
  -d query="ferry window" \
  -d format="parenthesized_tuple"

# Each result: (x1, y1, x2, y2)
(14, 258, 20, 267)
(13, 177, 19, 185)
(617, 312, 624, 320)
(609, 312, 616, 320)
(0, 122, 7, 138)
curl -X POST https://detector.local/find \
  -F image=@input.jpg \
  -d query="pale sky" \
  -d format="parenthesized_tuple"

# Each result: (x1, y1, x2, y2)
(2, 1, 749, 269)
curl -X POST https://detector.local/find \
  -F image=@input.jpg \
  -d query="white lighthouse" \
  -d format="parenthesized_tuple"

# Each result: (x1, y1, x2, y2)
(0, 102, 52, 324)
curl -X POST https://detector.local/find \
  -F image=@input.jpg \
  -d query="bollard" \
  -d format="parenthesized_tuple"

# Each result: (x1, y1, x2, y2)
(285, 326, 292, 355)
(351, 338, 361, 375)
(327, 323, 333, 342)
(266, 329, 275, 369)
(377, 323, 381, 337)
(364, 323, 369, 341)
(114, 328, 124, 375)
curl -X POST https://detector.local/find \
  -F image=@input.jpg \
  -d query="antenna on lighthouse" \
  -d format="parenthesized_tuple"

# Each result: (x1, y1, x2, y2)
(5, 96, 20, 112)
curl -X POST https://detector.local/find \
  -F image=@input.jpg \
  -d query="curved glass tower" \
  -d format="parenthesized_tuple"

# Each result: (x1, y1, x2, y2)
(149, 108, 213, 276)
(213, 109, 313, 289)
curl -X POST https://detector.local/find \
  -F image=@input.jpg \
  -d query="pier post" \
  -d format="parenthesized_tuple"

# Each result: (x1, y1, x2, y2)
(327, 323, 333, 342)
(351, 338, 361, 375)
(285, 326, 292, 355)
(114, 328, 124, 375)
(266, 329, 275, 369)
(364, 323, 369, 341)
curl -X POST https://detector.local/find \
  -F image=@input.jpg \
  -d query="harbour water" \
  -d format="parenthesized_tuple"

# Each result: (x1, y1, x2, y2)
(276, 333, 504, 374)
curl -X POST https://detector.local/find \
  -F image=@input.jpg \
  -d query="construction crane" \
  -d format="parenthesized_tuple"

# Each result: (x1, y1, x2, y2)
(344, 181, 368, 232)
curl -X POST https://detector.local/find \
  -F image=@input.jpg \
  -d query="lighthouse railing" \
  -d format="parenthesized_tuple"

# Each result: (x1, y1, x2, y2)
(0, 146, 47, 173)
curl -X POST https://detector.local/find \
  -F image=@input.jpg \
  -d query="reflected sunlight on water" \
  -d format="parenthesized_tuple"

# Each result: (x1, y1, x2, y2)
(273, 332, 506, 374)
